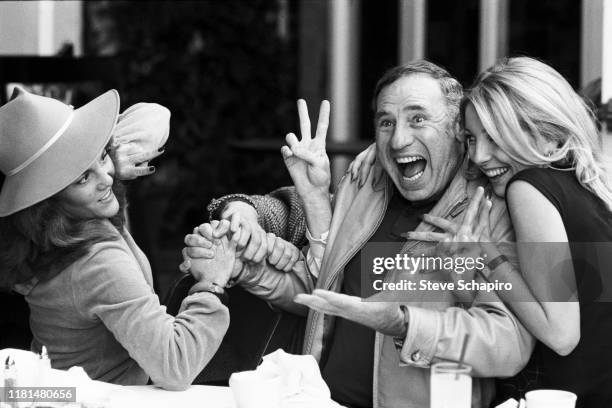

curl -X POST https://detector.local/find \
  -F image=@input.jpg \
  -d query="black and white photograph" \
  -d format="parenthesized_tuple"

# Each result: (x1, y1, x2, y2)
(0, 1, 611, 407)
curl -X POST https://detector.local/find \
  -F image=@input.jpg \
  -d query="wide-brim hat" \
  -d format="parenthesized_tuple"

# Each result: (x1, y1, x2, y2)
(0, 88, 120, 216)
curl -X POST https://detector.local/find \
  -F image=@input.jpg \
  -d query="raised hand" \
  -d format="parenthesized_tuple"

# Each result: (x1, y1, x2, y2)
(404, 187, 493, 298)
(406, 186, 492, 250)
(109, 142, 163, 180)
(109, 102, 170, 180)
(281, 100, 331, 202)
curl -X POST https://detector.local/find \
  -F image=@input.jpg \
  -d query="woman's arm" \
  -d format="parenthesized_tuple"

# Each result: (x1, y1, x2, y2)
(494, 180, 580, 356)
(73, 242, 230, 390)
(410, 185, 579, 356)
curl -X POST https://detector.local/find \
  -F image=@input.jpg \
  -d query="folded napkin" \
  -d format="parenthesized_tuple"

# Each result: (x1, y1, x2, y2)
(113, 102, 170, 151)
(230, 349, 344, 408)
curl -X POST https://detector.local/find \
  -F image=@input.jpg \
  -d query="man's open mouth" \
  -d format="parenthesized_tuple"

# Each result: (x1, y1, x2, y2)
(397, 155, 427, 181)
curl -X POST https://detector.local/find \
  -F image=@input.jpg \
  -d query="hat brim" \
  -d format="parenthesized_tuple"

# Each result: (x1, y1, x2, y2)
(0, 90, 120, 216)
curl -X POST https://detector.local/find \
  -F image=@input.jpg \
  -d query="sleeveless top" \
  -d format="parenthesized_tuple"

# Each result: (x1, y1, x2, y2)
(497, 167, 612, 408)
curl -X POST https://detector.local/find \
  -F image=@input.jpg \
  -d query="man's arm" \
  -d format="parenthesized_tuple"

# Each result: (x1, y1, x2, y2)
(234, 251, 316, 316)
(397, 299, 533, 377)
(207, 187, 308, 247)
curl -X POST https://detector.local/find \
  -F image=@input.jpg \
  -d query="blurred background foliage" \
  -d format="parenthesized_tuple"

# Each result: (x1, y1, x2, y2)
(85, 1, 298, 264)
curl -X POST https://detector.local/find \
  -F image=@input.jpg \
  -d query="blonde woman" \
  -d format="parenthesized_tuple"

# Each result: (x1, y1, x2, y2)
(407, 57, 612, 407)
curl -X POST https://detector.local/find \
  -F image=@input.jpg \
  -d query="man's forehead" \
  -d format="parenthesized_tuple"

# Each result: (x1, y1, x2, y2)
(376, 74, 445, 111)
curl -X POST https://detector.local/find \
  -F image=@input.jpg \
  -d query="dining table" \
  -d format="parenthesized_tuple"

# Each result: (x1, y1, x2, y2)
(105, 385, 236, 408)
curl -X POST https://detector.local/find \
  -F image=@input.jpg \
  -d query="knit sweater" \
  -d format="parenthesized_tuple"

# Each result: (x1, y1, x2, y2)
(207, 186, 307, 247)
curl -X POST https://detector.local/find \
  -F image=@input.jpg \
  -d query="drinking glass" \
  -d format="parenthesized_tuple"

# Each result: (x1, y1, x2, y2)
(430, 362, 472, 408)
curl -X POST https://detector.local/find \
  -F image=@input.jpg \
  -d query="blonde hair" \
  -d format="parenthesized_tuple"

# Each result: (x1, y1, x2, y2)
(465, 56, 612, 210)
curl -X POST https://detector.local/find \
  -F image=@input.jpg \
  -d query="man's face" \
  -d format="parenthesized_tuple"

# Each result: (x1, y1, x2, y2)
(375, 74, 463, 202)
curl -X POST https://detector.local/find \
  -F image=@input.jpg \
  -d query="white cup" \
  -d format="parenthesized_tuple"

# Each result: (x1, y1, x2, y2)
(525, 390, 577, 408)
(229, 370, 282, 408)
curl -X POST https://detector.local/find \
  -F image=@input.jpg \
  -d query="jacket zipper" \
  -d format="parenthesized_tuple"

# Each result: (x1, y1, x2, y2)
(322, 180, 392, 290)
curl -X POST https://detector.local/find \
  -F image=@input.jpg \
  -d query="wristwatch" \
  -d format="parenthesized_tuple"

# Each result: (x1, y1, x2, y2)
(189, 280, 229, 306)
(393, 305, 410, 350)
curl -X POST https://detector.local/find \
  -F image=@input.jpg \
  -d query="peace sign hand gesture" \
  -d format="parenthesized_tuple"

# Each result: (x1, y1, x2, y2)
(281, 100, 331, 203)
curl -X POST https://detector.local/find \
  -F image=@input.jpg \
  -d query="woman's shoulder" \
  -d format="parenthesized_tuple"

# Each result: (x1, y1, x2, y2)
(508, 167, 576, 202)
(511, 166, 574, 185)
(71, 232, 137, 275)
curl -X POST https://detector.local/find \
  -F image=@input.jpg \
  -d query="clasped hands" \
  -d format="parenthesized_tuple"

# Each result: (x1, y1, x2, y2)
(180, 209, 302, 288)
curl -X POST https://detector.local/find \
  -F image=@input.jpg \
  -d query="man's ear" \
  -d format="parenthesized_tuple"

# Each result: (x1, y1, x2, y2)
(452, 118, 464, 144)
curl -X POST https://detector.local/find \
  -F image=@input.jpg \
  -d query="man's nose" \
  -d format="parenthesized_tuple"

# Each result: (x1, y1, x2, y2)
(390, 124, 415, 150)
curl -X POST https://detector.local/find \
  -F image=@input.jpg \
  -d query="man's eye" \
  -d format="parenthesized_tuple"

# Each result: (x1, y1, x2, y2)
(101, 149, 109, 161)
(412, 115, 425, 124)
(379, 119, 394, 128)
(465, 134, 475, 144)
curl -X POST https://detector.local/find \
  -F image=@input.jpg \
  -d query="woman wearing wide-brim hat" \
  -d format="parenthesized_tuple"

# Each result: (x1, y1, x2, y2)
(0, 88, 235, 390)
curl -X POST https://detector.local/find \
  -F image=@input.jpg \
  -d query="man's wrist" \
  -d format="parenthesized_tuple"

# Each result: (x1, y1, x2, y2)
(302, 191, 331, 209)
(392, 305, 409, 349)
(207, 194, 256, 220)
(302, 194, 332, 237)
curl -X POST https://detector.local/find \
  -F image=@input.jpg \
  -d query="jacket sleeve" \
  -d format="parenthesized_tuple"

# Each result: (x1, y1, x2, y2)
(233, 250, 316, 316)
(206, 186, 308, 247)
(396, 202, 535, 377)
(72, 243, 230, 391)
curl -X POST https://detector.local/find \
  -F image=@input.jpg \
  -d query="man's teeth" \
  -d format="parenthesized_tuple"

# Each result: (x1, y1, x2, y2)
(101, 190, 112, 201)
(483, 167, 509, 178)
(396, 156, 424, 164)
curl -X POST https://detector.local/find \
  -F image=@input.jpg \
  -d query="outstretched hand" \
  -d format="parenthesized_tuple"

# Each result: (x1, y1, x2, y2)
(281, 100, 331, 202)
(294, 289, 406, 337)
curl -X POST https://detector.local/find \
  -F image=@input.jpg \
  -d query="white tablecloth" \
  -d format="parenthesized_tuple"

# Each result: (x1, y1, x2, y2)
(106, 385, 236, 408)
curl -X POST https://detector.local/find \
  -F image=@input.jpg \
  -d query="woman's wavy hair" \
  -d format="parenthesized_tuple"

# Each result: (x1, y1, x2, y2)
(0, 181, 127, 289)
(463, 56, 612, 209)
